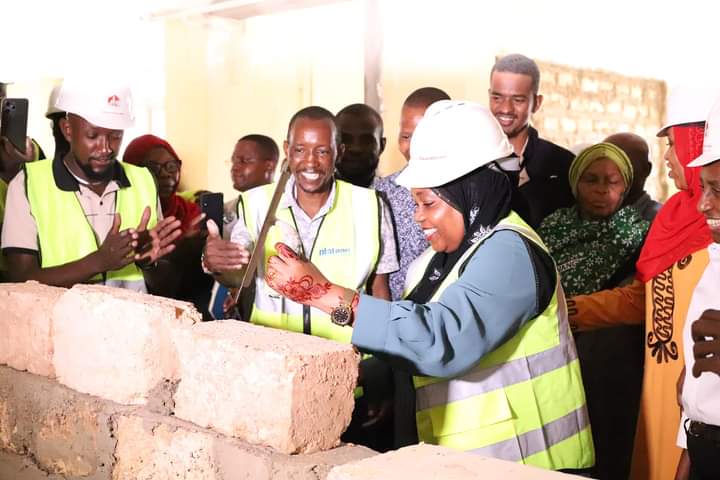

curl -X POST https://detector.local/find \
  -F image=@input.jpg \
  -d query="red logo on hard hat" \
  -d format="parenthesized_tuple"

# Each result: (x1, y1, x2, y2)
(107, 95, 120, 107)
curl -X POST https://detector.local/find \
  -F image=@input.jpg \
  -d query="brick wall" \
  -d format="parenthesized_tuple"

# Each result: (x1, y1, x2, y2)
(0, 282, 367, 479)
(0, 282, 581, 479)
(533, 61, 669, 201)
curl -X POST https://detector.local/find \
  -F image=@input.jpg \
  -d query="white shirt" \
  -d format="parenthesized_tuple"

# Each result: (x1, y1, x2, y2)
(677, 242, 720, 448)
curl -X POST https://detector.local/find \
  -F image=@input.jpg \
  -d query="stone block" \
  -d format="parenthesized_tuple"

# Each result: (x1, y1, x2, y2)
(327, 444, 583, 480)
(112, 412, 376, 480)
(0, 365, 131, 479)
(52, 284, 200, 405)
(0, 282, 66, 377)
(172, 321, 359, 454)
(0, 451, 66, 480)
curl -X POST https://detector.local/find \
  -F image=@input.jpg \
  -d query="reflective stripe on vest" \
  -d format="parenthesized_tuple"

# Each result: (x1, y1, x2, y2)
(243, 179, 380, 343)
(409, 211, 594, 470)
(25, 159, 158, 287)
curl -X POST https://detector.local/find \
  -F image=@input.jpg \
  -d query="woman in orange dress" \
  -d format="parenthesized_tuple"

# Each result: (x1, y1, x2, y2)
(568, 87, 714, 480)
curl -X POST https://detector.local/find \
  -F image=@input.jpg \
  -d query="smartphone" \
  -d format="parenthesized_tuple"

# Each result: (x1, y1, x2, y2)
(200, 192, 224, 236)
(0, 98, 29, 153)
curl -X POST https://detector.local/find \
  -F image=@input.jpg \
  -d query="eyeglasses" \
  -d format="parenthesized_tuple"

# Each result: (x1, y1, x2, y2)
(146, 160, 180, 175)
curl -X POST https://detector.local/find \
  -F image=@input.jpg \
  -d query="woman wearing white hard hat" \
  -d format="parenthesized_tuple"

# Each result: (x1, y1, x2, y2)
(670, 96, 720, 480)
(569, 85, 717, 480)
(264, 101, 594, 472)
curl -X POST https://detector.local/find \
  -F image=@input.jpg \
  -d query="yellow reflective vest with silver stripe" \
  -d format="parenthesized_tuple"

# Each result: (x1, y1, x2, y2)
(407, 211, 594, 470)
(24, 159, 158, 287)
(242, 179, 381, 343)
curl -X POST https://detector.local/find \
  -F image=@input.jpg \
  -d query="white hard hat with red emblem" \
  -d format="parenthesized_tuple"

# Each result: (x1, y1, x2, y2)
(396, 100, 514, 188)
(55, 76, 135, 129)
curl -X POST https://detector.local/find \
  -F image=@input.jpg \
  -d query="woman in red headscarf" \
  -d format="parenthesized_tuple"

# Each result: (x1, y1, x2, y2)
(123, 134, 202, 235)
(124, 135, 213, 318)
(567, 95, 713, 480)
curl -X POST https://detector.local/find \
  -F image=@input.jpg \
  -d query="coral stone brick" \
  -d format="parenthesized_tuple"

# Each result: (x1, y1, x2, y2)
(51, 284, 200, 405)
(172, 321, 359, 454)
(0, 282, 66, 377)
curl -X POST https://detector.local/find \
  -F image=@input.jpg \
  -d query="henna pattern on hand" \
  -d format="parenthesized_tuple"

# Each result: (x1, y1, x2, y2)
(276, 243, 299, 260)
(269, 275, 331, 304)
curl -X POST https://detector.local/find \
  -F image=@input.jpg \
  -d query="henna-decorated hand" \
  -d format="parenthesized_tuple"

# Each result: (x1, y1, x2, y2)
(265, 242, 332, 305)
(691, 309, 720, 377)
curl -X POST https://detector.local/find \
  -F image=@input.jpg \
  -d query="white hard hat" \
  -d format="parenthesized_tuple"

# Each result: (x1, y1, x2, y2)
(688, 96, 720, 167)
(396, 100, 514, 188)
(46, 83, 64, 118)
(657, 85, 720, 137)
(55, 76, 134, 129)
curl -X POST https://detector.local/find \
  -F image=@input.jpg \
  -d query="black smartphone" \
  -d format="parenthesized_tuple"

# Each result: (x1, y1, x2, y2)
(0, 98, 29, 153)
(199, 192, 224, 236)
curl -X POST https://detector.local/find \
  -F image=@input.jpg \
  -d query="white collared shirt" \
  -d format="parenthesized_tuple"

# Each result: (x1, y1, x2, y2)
(677, 242, 720, 448)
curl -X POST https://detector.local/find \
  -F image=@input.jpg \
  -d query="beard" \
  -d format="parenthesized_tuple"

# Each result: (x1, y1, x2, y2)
(78, 157, 116, 183)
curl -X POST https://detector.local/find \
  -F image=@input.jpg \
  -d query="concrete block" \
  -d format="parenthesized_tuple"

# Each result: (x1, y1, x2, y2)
(327, 444, 583, 480)
(0, 282, 66, 377)
(112, 412, 376, 480)
(172, 321, 359, 454)
(52, 284, 200, 405)
(0, 365, 131, 480)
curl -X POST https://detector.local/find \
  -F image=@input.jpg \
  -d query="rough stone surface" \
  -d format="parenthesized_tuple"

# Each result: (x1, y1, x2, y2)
(0, 282, 66, 377)
(52, 284, 200, 405)
(327, 444, 583, 480)
(0, 451, 66, 480)
(172, 321, 360, 454)
(272, 444, 377, 480)
(0, 365, 131, 479)
(112, 412, 376, 480)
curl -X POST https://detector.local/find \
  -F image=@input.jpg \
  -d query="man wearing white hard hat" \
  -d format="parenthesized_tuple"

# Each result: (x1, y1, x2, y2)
(262, 101, 594, 472)
(45, 82, 70, 162)
(672, 96, 720, 480)
(568, 84, 719, 480)
(0, 77, 181, 292)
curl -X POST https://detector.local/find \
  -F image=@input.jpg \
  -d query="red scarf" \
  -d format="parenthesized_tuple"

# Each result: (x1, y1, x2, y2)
(123, 134, 201, 236)
(161, 193, 201, 235)
(635, 125, 713, 282)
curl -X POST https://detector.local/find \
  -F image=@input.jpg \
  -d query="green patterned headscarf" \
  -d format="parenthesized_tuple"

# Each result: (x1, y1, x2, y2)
(539, 205, 649, 296)
(568, 142, 633, 197)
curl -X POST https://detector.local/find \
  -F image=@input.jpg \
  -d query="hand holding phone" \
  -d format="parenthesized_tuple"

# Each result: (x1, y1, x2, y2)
(1, 98, 29, 153)
(200, 192, 224, 236)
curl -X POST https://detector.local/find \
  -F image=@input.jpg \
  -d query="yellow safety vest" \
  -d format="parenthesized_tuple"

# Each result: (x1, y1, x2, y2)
(407, 212, 594, 470)
(242, 179, 381, 343)
(24, 159, 158, 287)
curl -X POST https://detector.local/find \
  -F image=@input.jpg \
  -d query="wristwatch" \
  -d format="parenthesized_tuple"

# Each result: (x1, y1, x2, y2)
(330, 302, 353, 327)
(330, 290, 357, 327)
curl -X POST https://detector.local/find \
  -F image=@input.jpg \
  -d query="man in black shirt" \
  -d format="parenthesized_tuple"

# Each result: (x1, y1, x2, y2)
(489, 54, 575, 227)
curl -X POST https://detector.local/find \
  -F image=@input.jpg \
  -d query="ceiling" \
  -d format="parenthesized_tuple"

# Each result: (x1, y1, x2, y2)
(147, 0, 347, 21)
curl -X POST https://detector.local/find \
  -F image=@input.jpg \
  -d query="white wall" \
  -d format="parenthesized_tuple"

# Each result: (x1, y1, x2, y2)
(3, 0, 720, 189)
